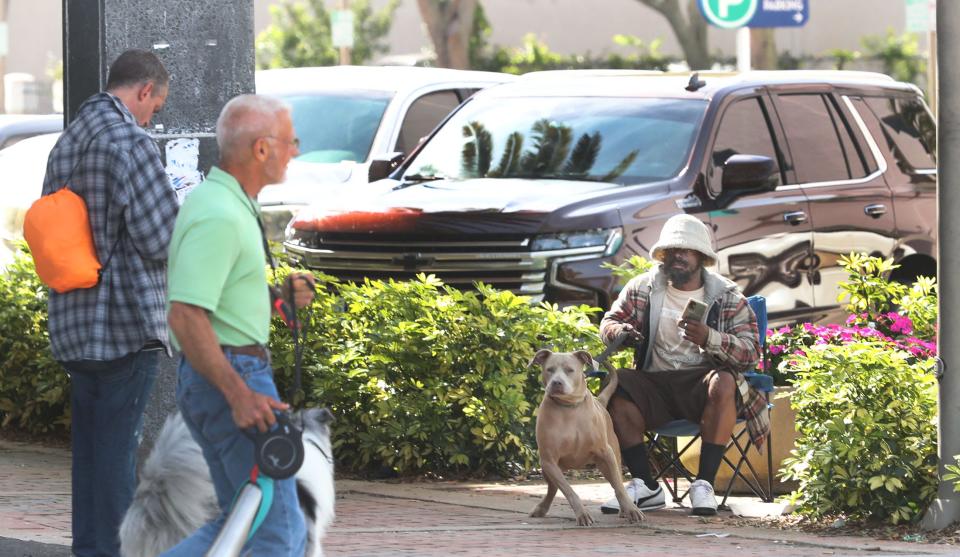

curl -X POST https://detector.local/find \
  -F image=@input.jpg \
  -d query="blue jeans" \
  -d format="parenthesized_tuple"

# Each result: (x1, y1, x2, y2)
(162, 352, 306, 557)
(63, 349, 159, 557)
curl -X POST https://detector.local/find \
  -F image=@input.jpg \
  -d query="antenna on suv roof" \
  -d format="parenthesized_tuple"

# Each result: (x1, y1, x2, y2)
(685, 72, 707, 92)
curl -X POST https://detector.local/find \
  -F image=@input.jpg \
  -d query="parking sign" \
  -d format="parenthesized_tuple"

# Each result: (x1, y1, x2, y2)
(698, 0, 759, 29)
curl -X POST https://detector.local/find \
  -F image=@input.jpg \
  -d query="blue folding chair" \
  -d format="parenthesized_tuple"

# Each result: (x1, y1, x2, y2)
(644, 295, 774, 509)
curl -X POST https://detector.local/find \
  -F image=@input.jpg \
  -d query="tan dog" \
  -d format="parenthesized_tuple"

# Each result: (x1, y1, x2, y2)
(528, 349, 643, 526)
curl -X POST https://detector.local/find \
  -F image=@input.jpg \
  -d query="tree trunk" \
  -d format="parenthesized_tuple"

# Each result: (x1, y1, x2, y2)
(751, 28, 777, 70)
(637, 0, 710, 70)
(416, 0, 476, 69)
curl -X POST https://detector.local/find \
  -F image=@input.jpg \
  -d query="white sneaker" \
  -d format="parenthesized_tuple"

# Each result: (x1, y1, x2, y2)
(600, 478, 666, 514)
(689, 479, 718, 516)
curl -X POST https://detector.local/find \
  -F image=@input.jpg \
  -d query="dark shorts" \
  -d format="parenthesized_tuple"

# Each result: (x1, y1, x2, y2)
(610, 367, 737, 430)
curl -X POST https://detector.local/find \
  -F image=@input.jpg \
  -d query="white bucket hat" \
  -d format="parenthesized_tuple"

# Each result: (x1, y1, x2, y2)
(649, 214, 718, 267)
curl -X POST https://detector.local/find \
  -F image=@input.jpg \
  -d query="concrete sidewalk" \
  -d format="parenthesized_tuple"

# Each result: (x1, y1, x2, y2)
(0, 437, 955, 557)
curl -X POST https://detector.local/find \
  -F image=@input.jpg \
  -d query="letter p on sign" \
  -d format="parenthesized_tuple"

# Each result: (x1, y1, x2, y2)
(720, 0, 746, 18)
(700, 0, 758, 28)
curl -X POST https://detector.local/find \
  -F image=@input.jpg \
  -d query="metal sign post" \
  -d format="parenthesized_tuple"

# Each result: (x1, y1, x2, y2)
(698, 0, 810, 72)
(332, 1, 354, 66)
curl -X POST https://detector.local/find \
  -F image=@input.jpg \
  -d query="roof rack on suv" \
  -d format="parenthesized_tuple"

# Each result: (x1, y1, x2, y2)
(685, 72, 707, 92)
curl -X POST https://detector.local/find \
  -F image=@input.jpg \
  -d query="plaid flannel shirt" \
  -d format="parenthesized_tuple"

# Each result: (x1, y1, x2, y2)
(42, 93, 179, 362)
(600, 266, 771, 449)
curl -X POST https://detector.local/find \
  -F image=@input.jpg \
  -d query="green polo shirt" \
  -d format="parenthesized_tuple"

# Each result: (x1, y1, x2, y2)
(167, 166, 270, 349)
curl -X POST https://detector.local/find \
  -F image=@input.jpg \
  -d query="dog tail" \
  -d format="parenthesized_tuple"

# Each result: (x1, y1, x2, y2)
(119, 412, 218, 557)
(596, 368, 619, 406)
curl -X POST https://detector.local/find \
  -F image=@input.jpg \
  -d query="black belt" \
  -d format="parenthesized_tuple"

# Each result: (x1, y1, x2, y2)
(142, 339, 164, 351)
(222, 344, 270, 361)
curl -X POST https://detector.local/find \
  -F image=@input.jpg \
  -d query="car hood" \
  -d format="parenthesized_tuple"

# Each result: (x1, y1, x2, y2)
(257, 159, 359, 207)
(289, 177, 630, 234)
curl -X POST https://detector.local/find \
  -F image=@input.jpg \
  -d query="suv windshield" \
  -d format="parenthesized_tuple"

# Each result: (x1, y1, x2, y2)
(282, 91, 392, 164)
(404, 96, 706, 185)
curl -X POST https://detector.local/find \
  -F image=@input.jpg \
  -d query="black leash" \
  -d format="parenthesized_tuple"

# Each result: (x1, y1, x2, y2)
(585, 331, 630, 378)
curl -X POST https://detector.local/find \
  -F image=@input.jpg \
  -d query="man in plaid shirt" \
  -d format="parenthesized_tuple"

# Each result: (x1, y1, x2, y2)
(597, 214, 762, 518)
(41, 49, 178, 557)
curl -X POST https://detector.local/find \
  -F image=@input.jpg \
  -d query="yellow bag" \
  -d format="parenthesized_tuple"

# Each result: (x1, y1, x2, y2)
(23, 188, 102, 293)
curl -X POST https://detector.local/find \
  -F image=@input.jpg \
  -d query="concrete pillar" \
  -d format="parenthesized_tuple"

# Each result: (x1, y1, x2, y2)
(923, 0, 960, 531)
(62, 0, 255, 453)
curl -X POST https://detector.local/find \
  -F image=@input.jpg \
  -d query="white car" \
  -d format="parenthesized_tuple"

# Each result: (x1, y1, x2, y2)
(0, 132, 61, 267)
(255, 65, 515, 240)
(0, 114, 62, 149)
(0, 67, 514, 266)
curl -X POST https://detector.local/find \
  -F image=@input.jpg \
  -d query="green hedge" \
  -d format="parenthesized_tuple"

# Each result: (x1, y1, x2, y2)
(267, 270, 630, 477)
(0, 248, 69, 434)
(0, 249, 629, 477)
(780, 342, 938, 524)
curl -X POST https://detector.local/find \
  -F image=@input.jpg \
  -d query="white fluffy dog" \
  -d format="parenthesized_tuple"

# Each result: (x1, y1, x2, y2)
(119, 408, 335, 557)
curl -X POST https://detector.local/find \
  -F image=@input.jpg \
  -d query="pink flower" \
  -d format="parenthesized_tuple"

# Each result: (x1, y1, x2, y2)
(769, 344, 785, 355)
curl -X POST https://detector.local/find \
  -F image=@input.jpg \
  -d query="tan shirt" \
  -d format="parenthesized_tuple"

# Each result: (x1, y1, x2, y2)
(650, 284, 709, 371)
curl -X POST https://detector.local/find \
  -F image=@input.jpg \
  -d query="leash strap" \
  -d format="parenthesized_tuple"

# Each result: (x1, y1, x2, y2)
(585, 331, 630, 378)
(228, 465, 274, 543)
(253, 213, 306, 402)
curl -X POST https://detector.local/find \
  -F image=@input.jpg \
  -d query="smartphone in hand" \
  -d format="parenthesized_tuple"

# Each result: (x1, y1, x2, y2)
(681, 298, 708, 323)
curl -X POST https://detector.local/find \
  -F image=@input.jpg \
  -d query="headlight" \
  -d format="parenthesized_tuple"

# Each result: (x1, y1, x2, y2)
(261, 206, 302, 244)
(531, 228, 623, 256)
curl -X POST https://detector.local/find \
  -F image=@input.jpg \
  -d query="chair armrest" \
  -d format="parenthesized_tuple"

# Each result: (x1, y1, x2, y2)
(743, 372, 774, 393)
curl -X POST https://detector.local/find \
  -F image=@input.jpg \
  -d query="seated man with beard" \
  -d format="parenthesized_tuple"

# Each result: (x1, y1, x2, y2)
(597, 214, 761, 516)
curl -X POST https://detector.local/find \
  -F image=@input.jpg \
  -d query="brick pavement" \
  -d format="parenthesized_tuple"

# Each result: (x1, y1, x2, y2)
(0, 438, 956, 556)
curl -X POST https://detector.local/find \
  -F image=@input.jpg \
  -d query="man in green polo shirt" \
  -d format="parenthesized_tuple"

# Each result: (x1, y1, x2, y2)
(162, 94, 315, 556)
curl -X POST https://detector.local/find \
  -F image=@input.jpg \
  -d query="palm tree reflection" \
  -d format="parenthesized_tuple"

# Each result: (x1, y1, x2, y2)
(461, 118, 639, 182)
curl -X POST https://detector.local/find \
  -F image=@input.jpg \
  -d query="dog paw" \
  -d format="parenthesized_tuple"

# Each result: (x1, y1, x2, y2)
(620, 505, 645, 523)
(576, 511, 595, 526)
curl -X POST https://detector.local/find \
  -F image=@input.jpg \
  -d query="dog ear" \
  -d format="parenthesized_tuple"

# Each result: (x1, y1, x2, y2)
(302, 407, 336, 427)
(528, 349, 553, 368)
(573, 350, 594, 369)
(317, 407, 335, 424)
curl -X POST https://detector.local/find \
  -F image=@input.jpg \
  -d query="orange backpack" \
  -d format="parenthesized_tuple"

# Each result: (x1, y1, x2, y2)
(24, 122, 124, 293)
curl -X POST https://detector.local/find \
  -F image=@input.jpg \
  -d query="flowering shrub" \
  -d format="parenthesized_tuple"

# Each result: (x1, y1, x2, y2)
(766, 318, 936, 385)
(772, 253, 939, 524)
(765, 254, 937, 385)
(781, 341, 938, 524)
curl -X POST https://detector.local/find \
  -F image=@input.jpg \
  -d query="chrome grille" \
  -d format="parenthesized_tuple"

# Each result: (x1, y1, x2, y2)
(283, 236, 607, 301)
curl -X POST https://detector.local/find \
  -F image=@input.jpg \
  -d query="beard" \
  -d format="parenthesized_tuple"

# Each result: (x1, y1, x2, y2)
(663, 252, 703, 286)
(666, 266, 695, 285)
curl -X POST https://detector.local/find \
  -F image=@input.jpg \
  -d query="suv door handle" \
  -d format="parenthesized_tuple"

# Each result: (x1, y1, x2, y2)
(783, 211, 808, 225)
(864, 204, 887, 218)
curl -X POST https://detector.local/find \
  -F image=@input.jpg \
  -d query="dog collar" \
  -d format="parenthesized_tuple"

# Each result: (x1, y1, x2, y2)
(548, 392, 590, 408)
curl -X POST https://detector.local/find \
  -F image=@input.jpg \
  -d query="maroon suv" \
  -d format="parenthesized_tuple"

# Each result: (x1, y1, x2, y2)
(284, 71, 937, 325)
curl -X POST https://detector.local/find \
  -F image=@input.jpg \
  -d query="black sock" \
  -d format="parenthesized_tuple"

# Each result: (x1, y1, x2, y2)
(697, 442, 725, 485)
(622, 443, 658, 490)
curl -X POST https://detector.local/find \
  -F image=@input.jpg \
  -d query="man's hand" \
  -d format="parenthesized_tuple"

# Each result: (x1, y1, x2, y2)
(282, 272, 316, 309)
(227, 384, 290, 432)
(615, 323, 644, 346)
(680, 319, 710, 347)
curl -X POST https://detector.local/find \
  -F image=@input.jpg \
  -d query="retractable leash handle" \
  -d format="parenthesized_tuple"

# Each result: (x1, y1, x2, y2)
(270, 285, 297, 330)
(243, 411, 305, 480)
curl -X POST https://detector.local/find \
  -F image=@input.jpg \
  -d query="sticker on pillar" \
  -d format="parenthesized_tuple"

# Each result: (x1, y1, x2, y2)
(165, 138, 204, 203)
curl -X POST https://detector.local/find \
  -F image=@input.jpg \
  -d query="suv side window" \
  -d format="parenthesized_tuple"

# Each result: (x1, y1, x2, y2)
(776, 93, 870, 184)
(396, 90, 462, 155)
(863, 96, 936, 172)
(710, 97, 782, 192)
